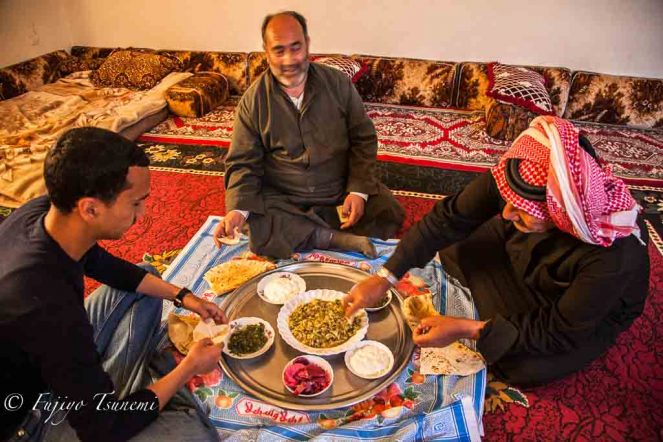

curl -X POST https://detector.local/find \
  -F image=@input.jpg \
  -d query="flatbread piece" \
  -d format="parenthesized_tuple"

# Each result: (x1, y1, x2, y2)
(420, 342, 485, 376)
(193, 318, 229, 345)
(168, 314, 229, 353)
(401, 293, 439, 330)
(167, 313, 200, 354)
(204, 259, 275, 295)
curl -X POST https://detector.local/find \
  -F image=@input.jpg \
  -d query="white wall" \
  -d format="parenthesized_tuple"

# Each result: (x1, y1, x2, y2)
(3, 0, 663, 78)
(0, 0, 73, 67)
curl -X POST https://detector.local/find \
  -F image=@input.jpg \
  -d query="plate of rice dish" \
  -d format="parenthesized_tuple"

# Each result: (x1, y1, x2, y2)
(277, 289, 368, 356)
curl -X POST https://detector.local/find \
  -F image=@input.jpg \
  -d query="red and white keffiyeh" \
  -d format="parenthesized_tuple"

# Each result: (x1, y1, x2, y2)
(492, 116, 642, 247)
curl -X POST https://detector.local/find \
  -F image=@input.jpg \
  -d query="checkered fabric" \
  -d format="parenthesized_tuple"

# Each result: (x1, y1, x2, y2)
(312, 56, 367, 83)
(493, 155, 550, 220)
(487, 63, 554, 115)
(492, 116, 642, 246)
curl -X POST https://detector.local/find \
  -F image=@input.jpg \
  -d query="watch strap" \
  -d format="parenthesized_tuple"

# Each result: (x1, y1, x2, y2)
(377, 267, 398, 286)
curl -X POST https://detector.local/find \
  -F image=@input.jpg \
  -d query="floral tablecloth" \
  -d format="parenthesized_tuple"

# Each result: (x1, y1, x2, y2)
(159, 216, 485, 441)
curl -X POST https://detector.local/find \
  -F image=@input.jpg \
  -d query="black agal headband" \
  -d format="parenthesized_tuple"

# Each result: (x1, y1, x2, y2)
(504, 134, 597, 202)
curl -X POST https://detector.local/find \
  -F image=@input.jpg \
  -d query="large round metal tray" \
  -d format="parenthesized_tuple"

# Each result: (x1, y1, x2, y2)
(217, 262, 413, 411)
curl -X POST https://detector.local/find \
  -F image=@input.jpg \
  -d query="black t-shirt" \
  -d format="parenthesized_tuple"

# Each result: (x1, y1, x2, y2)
(0, 196, 158, 441)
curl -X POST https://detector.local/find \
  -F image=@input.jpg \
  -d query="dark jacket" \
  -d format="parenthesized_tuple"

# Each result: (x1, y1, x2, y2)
(225, 62, 380, 214)
(385, 172, 650, 385)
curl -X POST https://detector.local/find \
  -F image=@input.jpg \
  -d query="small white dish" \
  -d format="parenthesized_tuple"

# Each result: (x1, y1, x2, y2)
(364, 291, 393, 312)
(344, 340, 394, 379)
(222, 317, 275, 359)
(256, 272, 306, 305)
(282, 355, 334, 397)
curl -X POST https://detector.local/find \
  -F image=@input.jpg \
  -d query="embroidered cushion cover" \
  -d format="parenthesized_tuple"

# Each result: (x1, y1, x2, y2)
(487, 62, 554, 115)
(91, 50, 182, 90)
(312, 56, 367, 83)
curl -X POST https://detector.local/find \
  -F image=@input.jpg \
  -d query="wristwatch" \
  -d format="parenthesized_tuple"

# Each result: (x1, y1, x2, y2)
(376, 266, 398, 286)
(173, 287, 192, 308)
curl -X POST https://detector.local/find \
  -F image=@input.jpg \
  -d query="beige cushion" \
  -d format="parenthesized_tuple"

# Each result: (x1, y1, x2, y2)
(91, 50, 182, 90)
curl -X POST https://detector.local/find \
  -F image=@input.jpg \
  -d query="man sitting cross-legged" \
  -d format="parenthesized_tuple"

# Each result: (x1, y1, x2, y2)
(0, 128, 225, 441)
(214, 11, 405, 258)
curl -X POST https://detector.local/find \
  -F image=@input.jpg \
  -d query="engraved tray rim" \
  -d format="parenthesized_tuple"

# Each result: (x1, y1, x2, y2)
(217, 261, 414, 411)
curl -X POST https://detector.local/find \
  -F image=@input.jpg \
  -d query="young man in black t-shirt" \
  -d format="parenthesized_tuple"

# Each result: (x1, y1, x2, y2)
(0, 128, 225, 441)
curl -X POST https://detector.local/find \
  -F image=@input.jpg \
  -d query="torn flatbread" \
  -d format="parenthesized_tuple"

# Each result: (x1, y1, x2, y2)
(336, 205, 349, 223)
(167, 313, 200, 354)
(401, 293, 439, 330)
(193, 318, 230, 345)
(168, 314, 229, 354)
(204, 259, 276, 295)
(217, 226, 241, 245)
(420, 342, 485, 376)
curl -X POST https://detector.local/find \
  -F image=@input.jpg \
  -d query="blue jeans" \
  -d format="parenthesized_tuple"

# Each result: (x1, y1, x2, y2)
(13, 264, 219, 441)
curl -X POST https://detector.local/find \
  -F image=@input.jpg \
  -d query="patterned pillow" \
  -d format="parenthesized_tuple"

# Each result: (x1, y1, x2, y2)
(166, 71, 229, 118)
(487, 62, 554, 115)
(90, 50, 182, 90)
(485, 100, 537, 141)
(312, 56, 367, 83)
(58, 56, 106, 77)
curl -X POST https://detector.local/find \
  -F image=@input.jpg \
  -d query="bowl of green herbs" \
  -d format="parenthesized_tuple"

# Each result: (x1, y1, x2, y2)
(223, 317, 275, 359)
(364, 291, 392, 313)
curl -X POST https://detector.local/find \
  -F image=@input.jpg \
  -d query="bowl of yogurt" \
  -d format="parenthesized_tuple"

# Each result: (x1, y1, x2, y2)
(257, 272, 306, 305)
(344, 340, 394, 379)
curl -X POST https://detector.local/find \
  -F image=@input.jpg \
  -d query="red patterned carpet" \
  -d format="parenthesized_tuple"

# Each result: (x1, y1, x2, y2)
(139, 101, 663, 186)
(1, 102, 661, 440)
(86, 168, 662, 441)
(484, 242, 663, 441)
(138, 96, 663, 438)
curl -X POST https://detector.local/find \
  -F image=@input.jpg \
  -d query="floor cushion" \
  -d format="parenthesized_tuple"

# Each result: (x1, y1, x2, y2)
(165, 72, 229, 118)
(485, 100, 537, 141)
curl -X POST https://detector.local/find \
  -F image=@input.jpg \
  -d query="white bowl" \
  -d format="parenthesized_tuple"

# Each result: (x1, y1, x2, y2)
(256, 272, 306, 305)
(364, 291, 393, 312)
(277, 289, 369, 356)
(222, 317, 275, 359)
(282, 355, 334, 397)
(344, 340, 395, 379)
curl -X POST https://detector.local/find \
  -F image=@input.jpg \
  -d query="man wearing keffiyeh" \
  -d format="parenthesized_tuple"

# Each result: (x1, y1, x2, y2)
(345, 116, 650, 386)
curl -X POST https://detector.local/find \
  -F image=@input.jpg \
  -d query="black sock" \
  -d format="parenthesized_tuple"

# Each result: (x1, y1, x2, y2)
(312, 227, 333, 249)
(328, 230, 377, 259)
